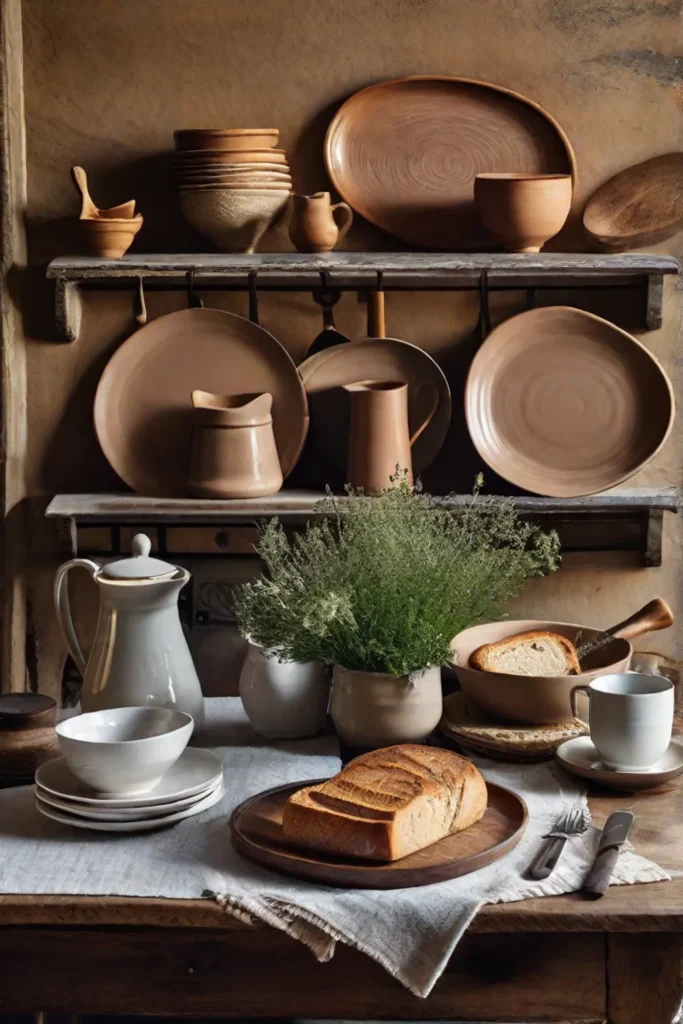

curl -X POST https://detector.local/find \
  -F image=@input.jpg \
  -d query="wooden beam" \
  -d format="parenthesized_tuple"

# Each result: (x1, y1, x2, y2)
(0, 0, 28, 692)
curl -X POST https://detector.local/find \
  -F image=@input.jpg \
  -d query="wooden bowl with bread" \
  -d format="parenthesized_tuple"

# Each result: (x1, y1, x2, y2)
(450, 599, 673, 724)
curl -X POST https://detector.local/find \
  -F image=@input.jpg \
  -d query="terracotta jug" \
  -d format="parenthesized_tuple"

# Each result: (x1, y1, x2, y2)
(289, 192, 353, 253)
(188, 390, 283, 499)
(343, 379, 438, 491)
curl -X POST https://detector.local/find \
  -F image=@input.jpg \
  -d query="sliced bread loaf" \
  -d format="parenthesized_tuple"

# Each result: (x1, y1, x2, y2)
(282, 744, 487, 862)
(469, 630, 581, 676)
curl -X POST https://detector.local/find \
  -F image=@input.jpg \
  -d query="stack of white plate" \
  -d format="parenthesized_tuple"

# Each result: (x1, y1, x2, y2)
(35, 748, 224, 832)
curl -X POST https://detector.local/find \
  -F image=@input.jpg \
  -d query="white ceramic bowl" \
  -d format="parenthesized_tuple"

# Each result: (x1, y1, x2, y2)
(55, 707, 193, 797)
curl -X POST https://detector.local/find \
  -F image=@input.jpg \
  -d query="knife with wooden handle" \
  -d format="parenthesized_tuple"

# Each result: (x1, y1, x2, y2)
(583, 810, 634, 899)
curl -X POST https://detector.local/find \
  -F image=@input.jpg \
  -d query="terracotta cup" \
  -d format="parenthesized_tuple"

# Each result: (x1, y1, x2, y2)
(188, 391, 283, 499)
(289, 192, 353, 253)
(343, 379, 438, 491)
(474, 173, 572, 252)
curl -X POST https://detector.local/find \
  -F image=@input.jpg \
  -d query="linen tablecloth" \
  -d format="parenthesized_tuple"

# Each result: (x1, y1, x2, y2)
(0, 697, 668, 997)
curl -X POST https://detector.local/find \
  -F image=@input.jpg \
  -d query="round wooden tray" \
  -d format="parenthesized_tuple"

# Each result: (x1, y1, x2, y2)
(230, 779, 527, 889)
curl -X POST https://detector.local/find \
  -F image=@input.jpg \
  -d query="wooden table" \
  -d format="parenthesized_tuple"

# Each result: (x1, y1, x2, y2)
(1, 781, 682, 1024)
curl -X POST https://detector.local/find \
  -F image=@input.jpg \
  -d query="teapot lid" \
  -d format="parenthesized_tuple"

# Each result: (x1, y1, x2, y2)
(102, 534, 177, 580)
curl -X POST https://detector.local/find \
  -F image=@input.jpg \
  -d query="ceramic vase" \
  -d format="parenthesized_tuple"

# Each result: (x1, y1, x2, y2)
(330, 665, 443, 749)
(188, 390, 283, 499)
(289, 192, 353, 253)
(239, 642, 329, 739)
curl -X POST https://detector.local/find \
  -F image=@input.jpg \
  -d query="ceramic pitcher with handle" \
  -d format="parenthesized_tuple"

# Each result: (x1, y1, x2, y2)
(343, 379, 439, 490)
(289, 192, 353, 253)
(53, 534, 204, 731)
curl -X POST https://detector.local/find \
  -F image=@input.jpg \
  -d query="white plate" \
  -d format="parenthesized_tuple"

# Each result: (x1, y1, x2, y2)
(35, 780, 224, 832)
(36, 775, 223, 821)
(556, 736, 683, 791)
(35, 749, 223, 807)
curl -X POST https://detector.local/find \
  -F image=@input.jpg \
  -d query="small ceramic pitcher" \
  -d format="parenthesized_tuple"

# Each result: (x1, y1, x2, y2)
(188, 390, 283, 499)
(289, 192, 353, 253)
(343, 379, 438, 491)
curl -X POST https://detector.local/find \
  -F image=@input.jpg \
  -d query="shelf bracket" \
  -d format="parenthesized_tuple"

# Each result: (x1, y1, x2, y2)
(54, 278, 82, 343)
(646, 274, 664, 331)
(645, 509, 665, 568)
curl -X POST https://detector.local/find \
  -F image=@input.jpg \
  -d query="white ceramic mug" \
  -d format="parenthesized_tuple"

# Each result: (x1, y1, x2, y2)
(570, 672, 674, 771)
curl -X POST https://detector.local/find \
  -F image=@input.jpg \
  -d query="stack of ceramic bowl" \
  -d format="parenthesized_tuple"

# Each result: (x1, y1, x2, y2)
(174, 128, 292, 252)
(34, 707, 224, 832)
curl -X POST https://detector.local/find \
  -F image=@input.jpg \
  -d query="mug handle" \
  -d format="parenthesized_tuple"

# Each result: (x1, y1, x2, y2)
(570, 684, 591, 723)
(410, 382, 439, 446)
(331, 202, 353, 241)
(53, 558, 100, 678)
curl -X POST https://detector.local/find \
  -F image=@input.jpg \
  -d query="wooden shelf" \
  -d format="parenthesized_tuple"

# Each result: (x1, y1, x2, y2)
(46, 488, 680, 567)
(46, 252, 679, 340)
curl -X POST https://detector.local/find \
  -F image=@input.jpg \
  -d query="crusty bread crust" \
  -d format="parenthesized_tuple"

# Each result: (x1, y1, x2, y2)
(282, 744, 488, 862)
(469, 630, 581, 676)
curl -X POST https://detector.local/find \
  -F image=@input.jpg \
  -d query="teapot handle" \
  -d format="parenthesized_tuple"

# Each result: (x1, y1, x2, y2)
(53, 559, 100, 678)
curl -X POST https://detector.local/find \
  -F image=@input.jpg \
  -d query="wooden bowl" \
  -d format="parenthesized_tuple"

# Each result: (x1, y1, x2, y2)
(174, 129, 279, 151)
(77, 216, 143, 258)
(474, 173, 571, 252)
(179, 188, 289, 252)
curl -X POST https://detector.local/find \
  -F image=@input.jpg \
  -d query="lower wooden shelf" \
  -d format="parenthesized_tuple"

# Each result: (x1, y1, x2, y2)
(46, 488, 680, 567)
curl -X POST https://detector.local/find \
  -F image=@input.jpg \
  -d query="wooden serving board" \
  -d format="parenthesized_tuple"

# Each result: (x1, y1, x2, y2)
(230, 779, 527, 889)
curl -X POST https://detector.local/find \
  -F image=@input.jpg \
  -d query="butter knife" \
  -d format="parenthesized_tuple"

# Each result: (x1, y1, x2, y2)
(583, 810, 634, 898)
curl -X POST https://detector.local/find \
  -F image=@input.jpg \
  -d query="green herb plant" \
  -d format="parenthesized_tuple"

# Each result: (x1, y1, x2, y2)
(234, 475, 560, 678)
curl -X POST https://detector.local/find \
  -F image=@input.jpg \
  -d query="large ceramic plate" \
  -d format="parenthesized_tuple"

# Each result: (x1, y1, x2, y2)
(298, 338, 451, 475)
(94, 309, 308, 495)
(465, 307, 674, 498)
(325, 76, 575, 249)
(230, 779, 527, 889)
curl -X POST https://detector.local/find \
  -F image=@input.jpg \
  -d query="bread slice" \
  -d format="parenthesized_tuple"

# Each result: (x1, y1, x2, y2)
(469, 630, 580, 676)
(282, 744, 487, 862)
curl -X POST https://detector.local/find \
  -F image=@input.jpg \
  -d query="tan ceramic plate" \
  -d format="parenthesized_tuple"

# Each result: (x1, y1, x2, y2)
(298, 338, 451, 475)
(94, 309, 308, 496)
(174, 149, 287, 165)
(556, 737, 683, 791)
(230, 779, 527, 888)
(465, 306, 674, 497)
(325, 75, 575, 249)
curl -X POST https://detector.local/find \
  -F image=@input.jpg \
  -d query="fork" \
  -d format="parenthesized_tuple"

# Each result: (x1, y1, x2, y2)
(528, 806, 589, 880)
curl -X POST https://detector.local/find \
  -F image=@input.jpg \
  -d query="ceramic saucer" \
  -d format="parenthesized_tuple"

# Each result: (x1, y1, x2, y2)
(555, 736, 683, 790)
(36, 774, 223, 821)
(35, 748, 223, 807)
(35, 780, 224, 832)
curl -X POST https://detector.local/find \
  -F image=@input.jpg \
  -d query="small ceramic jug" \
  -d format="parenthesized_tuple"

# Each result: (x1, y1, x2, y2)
(343, 379, 439, 491)
(188, 390, 283, 499)
(289, 192, 353, 253)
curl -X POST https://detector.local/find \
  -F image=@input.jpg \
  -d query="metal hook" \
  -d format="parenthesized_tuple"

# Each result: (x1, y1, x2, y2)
(248, 271, 259, 325)
(186, 270, 204, 309)
(134, 275, 147, 326)
(525, 287, 536, 311)
(477, 270, 491, 342)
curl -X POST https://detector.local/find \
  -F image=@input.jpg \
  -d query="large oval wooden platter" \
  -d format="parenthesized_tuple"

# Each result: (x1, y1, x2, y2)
(230, 779, 527, 889)
(583, 153, 683, 251)
(325, 75, 575, 249)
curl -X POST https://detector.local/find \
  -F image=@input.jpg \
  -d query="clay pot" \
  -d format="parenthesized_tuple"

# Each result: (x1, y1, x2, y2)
(179, 188, 289, 252)
(289, 192, 353, 253)
(0, 693, 59, 786)
(77, 216, 143, 258)
(474, 173, 572, 252)
(344, 379, 438, 491)
(330, 665, 443, 750)
(188, 390, 283, 499)
(174, 129, 279, 152)
(239, 642, 329, 739)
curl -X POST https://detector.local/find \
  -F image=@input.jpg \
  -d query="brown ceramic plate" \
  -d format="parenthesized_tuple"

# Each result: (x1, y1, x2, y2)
(583, 153, 683, 251)
(230, 779, 527, 889)
(94, 309, 308, 496)
(174, 149, 287, 165)
(325, 75, 575, 249)
(298, 338, 451, 475)
(465, 306, 674, 498)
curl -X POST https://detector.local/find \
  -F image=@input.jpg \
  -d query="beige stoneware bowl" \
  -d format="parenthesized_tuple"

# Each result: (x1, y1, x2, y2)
(180, 188, 290, 252)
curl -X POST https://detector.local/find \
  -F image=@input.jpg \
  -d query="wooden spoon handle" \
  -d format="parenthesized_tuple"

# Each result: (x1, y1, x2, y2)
(70, 166, 99, 219)
(367, 289, 385, 338)
(608, 598, 674, 642)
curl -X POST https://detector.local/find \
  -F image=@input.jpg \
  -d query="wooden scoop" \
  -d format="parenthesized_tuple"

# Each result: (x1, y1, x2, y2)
(71, 166, 137, 220)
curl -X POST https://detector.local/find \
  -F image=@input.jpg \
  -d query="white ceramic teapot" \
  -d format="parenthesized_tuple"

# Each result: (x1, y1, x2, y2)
(54, 534, 204, 731)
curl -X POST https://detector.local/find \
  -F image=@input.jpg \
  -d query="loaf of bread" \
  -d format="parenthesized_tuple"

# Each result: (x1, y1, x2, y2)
(282, 744, 488, 862)
(469, 630, 580, 676)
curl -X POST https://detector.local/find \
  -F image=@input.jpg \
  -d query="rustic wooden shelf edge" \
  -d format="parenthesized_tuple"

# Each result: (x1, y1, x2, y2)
(46, 488, 681, 567)
(46, 252, 679, 341)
